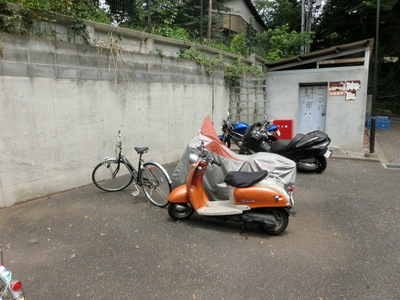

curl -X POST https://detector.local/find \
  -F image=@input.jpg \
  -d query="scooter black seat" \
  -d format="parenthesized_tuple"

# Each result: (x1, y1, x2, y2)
(224, 170, 269, 188)
(271, 133, 305, 153)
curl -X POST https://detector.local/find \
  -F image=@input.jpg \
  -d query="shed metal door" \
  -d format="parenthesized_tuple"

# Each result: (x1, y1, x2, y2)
(298, 85, 328, 133)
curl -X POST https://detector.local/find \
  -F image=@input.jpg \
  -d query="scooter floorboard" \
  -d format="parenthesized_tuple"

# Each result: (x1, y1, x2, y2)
(197, 201, 250, 216)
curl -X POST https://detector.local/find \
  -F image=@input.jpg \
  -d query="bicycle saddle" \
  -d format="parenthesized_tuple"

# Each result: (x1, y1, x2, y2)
(135, 147, 149, 154)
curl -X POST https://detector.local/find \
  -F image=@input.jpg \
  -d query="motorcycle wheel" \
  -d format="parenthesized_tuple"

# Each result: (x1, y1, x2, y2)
(168, 203, 194, 220)
(315, 156, 327, 173)
(256, 208, 289, 235)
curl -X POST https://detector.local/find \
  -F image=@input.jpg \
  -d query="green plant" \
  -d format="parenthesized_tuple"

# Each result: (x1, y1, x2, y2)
(152, 26, 191, 41)
(202, 40, 231, 53)
(153, 47, 164, 57)
(376, 96, 400, 115)
(1, 0, 111, 41)
(179, 47, 225, 75)
(230, 33, 248, 56)
(224, 59, 264, 87)
(180, 47, 264, 87)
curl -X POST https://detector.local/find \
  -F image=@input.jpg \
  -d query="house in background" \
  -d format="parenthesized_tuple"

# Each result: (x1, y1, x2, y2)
(217, 0, 267, 34)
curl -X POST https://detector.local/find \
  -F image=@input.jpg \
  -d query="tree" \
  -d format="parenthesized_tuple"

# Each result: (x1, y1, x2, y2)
(315, 0, 400, 113)
(253, 0, 302, 32)
(248, 24, 314, 61)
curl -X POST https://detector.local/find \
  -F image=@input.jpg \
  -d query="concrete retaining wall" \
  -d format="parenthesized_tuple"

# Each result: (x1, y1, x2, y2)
(0, 32, 229, 207)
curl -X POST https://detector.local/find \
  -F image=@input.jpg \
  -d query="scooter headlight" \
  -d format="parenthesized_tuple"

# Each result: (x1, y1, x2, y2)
(188, 153, 198, 164)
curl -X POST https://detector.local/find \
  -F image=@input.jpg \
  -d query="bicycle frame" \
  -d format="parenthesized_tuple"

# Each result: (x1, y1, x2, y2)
(119, 154, 142, 185)
(93, 130, 172, 207)
(108, 131, 143, 184)
(110, 138, 162, 189)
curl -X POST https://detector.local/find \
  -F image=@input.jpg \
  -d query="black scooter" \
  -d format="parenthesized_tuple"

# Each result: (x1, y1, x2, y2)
(241, 122, 332, 173)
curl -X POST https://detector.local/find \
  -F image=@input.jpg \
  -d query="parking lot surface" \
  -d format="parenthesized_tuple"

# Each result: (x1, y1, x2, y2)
(1, 156, 399, 299)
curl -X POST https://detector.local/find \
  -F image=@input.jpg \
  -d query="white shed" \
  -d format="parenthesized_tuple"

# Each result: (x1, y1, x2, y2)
(264, 39, 374, 152)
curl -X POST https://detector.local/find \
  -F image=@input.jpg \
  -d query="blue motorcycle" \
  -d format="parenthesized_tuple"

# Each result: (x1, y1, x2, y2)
(218, 115, 249, 149)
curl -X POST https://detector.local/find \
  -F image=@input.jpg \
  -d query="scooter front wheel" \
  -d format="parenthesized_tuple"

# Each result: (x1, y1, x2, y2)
(256, 208, 289, 235)
(168, 203, 195, 220)
(315, 156, 327, 173)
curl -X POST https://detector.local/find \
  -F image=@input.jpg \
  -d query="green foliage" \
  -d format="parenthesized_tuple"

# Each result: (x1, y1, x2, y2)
(202, 40, 231, 53)
(230, 33, 248, 57)
(1, 0, 111, 39)
(376, 97, 400, 115)
(315, 0, 398, 48)
(315, 0, 400, 117)
(179, 47, 224, 74)
(224, 59, 263, 87)
(253, 0, 302, 32)
(152, 26, 191, 41)
(248, 24, 314, 61)
(179, 47, 263, 87)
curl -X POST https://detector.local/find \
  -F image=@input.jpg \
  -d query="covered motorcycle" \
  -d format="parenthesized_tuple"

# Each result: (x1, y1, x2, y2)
(171, 116, 296, 202)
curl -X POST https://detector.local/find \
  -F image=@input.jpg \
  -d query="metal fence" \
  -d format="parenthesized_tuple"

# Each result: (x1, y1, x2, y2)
(229, 78, 268, 124)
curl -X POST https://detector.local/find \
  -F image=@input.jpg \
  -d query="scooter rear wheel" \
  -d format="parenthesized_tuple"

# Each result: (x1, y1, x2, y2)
(168, 203, 195, 220)
(256, 208, 289, 235)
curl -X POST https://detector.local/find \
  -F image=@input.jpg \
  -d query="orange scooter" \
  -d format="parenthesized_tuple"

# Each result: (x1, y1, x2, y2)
(168, 142, 295, 235)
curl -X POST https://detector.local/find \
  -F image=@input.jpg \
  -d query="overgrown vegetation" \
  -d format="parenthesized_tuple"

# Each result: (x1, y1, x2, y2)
(0, 0, 313, 87)
(0, 0, 110, 40)
(179, 47, 263, 86)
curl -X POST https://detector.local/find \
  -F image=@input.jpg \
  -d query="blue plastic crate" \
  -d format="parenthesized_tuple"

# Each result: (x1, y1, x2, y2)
(366, 116, 390, 130)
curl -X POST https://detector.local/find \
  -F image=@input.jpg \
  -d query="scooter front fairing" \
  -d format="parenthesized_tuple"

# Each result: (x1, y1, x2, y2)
(169, 158, 202, 205)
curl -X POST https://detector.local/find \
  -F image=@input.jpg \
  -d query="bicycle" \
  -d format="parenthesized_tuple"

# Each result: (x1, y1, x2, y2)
(92, 130, 172, 207)
(0, 245, 25, 300)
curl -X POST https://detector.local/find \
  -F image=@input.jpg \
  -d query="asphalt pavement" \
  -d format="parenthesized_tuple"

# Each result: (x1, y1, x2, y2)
(0, 119, 399, 299)
(332, 116, 400, 168)
(374, 117, 400, 167)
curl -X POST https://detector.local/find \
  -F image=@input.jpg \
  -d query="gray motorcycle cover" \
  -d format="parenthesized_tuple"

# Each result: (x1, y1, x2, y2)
(171, 116, 297, 201)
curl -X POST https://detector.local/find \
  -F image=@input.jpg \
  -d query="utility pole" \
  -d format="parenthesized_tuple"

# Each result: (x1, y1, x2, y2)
(147, 0, 152, 33)
(200, 0, 203, 43)
(207, 0, 212, 40)
(301, 0, 322, 53)
(301, 0, 305, 53)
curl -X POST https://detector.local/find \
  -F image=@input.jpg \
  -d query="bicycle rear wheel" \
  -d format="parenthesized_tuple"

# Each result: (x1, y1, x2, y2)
(139, 163, 171, 207)
(92, 159, 134, 192)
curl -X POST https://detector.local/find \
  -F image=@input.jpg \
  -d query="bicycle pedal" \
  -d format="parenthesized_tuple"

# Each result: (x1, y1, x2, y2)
(132, 191, 140, 197)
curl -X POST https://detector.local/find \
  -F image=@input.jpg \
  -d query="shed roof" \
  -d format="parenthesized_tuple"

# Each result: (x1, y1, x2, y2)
(265, 39, 374, 71)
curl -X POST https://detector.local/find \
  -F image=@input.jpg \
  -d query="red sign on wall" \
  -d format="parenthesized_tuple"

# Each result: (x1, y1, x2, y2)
(273, 119, 293, 139)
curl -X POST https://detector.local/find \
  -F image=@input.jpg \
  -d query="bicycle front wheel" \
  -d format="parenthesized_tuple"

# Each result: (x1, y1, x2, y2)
(92, 160, 134, 192)
(139, 163, 171, 207)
